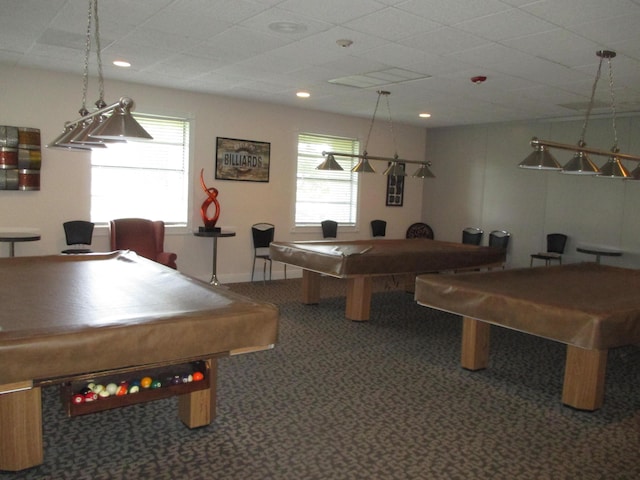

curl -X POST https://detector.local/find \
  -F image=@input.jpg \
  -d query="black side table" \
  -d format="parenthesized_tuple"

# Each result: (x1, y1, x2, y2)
(0, 231, 41, 257)
(193, 230, 236, 285)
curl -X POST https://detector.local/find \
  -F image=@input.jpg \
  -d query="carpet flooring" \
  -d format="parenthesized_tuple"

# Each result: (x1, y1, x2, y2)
(4, 276, 639, 480)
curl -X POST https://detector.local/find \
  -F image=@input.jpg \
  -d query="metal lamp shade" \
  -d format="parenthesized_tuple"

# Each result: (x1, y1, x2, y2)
(519, 145, 562, 170)
(89, 106, 153, 141)
(351, 156, 376, 173)
(412, 164, 435, 178)
(383, 162, 406, 176)
(48, 123, 101, 150)
(561, 151, 600, 175)
(598, 156, 630, 178)
(317, 154, 344, 171)
(71, 115, 125, 146)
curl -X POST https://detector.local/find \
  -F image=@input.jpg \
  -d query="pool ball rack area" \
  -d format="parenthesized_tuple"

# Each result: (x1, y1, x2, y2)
(56, 359, 211, 417)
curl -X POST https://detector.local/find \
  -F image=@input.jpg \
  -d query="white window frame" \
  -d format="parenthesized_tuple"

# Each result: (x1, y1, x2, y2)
(295, 133, 360, 228)
(90, 113, 191, 231)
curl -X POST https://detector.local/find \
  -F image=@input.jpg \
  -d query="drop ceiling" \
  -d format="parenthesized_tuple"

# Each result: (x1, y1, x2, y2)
(2, 0, 640, 127)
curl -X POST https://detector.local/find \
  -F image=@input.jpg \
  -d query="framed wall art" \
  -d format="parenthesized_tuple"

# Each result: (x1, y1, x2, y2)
(215, 137, 270, 182)
(385, 162, 405, 206)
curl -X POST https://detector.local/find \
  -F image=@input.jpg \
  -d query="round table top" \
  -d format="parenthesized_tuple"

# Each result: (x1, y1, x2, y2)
(0, 232, 41, 242)
(193, 230, 236, 238)
(576, 246, 622, 257)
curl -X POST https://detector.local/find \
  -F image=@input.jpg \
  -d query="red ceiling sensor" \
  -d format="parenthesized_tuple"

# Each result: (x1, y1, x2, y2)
(471, 75, 487, 84)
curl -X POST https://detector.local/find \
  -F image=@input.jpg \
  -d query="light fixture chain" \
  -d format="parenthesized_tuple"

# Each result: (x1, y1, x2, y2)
(93, 0, 105, 104)
(81, 0, 93, 112)
(384, 93, 399, 158)
(579, 54, 604, 144)
(607, 57, 618, 150)
(363, 92, 383, 154)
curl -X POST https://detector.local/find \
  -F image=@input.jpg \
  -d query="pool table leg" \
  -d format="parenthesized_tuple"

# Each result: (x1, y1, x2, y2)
(346, 276, 372, 321)
(0, 387, 43, 471)
(562, 345, 607, 411)
(460, 317, 490, 370)
(302, 270, 321, 304)
(178, 358, 217, 428)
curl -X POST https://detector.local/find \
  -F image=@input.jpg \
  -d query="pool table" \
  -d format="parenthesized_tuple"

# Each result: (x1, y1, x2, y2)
(414, 262, 640, 410)
(0, 252, 278, 471)
(270, 239, 505, 320)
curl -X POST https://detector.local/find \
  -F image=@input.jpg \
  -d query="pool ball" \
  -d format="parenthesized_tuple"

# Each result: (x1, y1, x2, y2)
(151, 379, 162, 388)
(106, 383, 118, 395)
(192, 372, 204, 382)
(72, 394, 84, 404)
(140, 376, 153, 389)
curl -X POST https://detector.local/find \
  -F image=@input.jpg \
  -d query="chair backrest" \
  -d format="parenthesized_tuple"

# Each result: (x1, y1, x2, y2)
(321, 220, 338, 239)
(109, 218, 177, 268)
(63, 220, 94, 246)
(371, 219, 387, 237)
(252, 223, 275, 249)
(462, 227, 483, 245)
(406, 222, 434, 239)
(489, 230, 511, 249)
(546, 233, 568, 254)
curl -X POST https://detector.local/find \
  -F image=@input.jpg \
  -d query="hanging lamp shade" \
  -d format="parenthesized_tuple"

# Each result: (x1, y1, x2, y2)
(49, 121, 105, 150)
(383, 161, 406, 176)
(413, 163, 435, 178)
(519, 143, 562, 170)
(598, 152, 630, 179)
(47, 124, 92, 150)
(89, 99, 153, 141)
(352, 154, 376, 173)
(317, 154, 344, 171)
(561, 141, 600, 175)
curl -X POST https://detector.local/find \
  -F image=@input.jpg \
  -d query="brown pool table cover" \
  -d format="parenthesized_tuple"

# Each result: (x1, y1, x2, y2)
(415, 262, 640, 350)
(0, 252, 278, 386)
(269, 238, 506, 277)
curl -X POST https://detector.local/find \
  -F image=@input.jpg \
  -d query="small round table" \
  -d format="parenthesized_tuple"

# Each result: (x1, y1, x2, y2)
(193, 230, 236, 285)
(576, 245, 622, 264)
(0, 231, 41, 257)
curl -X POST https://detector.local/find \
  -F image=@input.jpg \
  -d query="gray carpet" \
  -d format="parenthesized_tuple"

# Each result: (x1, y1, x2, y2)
(4, 277, 639, 480)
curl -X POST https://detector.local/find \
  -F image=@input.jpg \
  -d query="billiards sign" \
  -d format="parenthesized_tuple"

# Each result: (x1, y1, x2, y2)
(215, 137, 270, 182)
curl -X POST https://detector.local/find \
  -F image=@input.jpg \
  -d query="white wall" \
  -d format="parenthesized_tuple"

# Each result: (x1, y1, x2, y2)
(423, 115, 640, 269)
(0, 66, 427, 282)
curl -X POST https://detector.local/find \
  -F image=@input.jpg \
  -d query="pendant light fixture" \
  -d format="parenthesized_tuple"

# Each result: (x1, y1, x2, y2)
(319, 90, 434, 178)
(519, 50, 639, 178)
(48, 0, 152, 151)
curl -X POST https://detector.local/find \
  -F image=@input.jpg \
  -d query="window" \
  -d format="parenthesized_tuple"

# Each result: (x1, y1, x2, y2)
(295, 133, 360, 226)
(91, 114, 190, 225)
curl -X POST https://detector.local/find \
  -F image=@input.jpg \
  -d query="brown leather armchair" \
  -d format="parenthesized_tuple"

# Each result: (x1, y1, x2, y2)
(109, 218, 177, 269)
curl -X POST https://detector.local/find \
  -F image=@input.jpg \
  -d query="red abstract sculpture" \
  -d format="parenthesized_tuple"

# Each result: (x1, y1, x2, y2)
(199, 169, 220, 230)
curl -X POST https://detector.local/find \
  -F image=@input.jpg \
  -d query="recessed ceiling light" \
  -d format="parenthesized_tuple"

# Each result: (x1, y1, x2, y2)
(419, 113, 431, 118)
(268, 22, 307, 34)
(296, 91, 310, 98)
(113, 60, 131, 68)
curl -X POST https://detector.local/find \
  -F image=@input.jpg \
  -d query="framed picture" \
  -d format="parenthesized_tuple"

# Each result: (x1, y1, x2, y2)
(385, 162, 405, 206)
(215, 137, 270, 182)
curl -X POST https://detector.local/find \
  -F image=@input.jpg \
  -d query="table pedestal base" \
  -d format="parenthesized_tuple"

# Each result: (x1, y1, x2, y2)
(0, 387, 43, 471)
(301, 271, 373, 321)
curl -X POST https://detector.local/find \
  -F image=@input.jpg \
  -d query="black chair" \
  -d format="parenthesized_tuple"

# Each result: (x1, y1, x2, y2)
(371, 219, 387, 237)
(251, 223, 283, 283)
(406, 222, 434, 239)
(62, 220, 94, 254)
(530, 233, 568, 267)
(462, 227, 483, 245)
(489, 230, 511, 249)
(321, 220, 338, 239)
